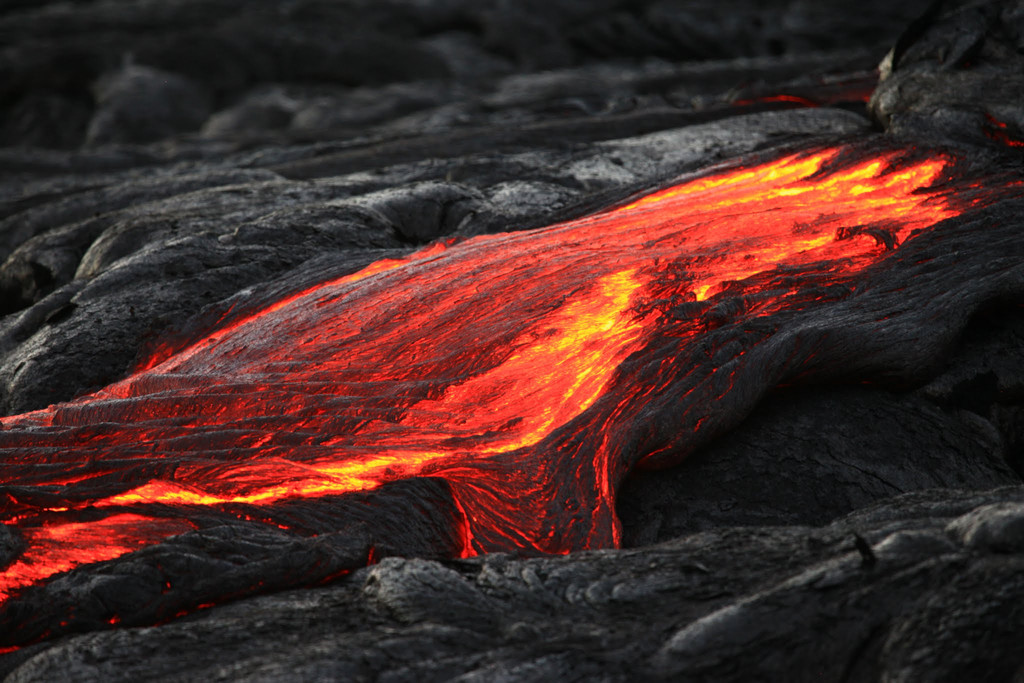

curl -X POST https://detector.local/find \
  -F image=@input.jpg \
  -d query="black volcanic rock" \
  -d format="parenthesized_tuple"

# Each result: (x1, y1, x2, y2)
(2, 0, 1024, 680)
(619, 385, 1020, 545)
(85, 63, 212, 147)
(870, 0, 1024, 147)
(5, 488, 1024, 682)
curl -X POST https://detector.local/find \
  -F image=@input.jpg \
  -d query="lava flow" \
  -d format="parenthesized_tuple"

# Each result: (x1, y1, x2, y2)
(0, 143, 1002, 636)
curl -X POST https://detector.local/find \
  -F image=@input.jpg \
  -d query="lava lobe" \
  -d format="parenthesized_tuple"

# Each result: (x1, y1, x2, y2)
(0, 143, 1015, 645)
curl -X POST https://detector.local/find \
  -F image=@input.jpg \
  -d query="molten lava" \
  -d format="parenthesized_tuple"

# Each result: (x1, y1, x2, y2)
(985, 114, 1024, 148)
(0, 144, 1001, 642)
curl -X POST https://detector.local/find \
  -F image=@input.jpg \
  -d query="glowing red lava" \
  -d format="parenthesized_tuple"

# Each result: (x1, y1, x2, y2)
(733, 93, 820, 107)
(985, 114, 1024, 148)
(0, 144, 982, 623)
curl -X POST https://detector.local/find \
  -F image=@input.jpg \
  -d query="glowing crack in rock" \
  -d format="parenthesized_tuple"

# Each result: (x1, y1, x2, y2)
(0, 144, 984, 627)
(0, 515, 194, 603)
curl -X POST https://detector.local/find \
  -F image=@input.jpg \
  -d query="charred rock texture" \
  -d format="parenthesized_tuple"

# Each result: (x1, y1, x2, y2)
(870, 0, 1024, 147)
(619, 385, 1018, 543)
(5, 488, 1024, 682)
(2, 0, 1024, 680)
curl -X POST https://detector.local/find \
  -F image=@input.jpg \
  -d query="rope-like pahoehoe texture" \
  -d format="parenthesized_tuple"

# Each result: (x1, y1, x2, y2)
(1, 142, 1022, 650)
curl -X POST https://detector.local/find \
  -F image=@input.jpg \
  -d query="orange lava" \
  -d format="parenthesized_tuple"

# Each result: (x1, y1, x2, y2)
(733, 93, 820, 107)
(0, 145, 964, 610)
(985, 114, 1024, 148)
(0, 514, 194, 603)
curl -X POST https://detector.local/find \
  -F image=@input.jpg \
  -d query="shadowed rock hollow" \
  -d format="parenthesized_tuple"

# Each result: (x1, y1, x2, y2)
(2, 0, 1024, 680)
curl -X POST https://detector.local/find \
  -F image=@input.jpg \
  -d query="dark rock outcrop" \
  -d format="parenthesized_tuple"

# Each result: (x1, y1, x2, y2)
(5, 489, 1024, 682)
(870, 0, 1024, 148)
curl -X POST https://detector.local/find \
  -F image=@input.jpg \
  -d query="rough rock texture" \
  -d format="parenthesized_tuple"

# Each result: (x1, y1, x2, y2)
(2, 0, 1024, 680)
(6, 489, 1024, 682)
(618, 385, 1019, 544)
(870, 0, 1024, 147)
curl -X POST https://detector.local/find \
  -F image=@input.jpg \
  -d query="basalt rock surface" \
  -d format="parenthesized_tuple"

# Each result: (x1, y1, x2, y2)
(2, 0, 1024, 680)
(4, 488, 1024, 682)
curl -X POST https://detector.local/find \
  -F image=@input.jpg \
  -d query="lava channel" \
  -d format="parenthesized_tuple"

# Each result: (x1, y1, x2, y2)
(0, 143, 1008, 636)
